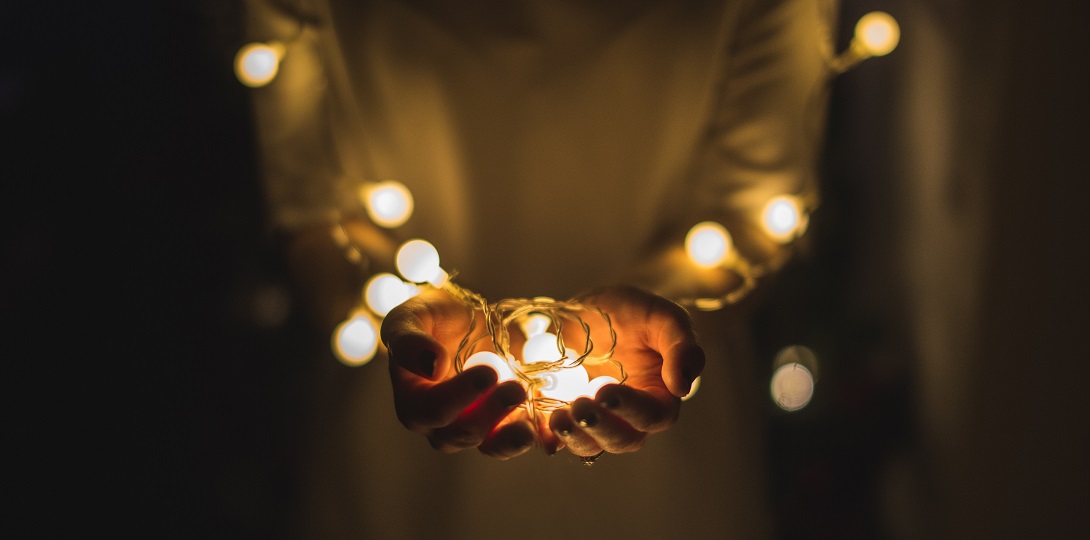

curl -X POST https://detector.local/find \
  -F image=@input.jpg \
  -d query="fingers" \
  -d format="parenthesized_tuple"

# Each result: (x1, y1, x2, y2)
(394, 365, 498, 432)
(427, 381, 527, 452)
(478, 411, 537, 460)
(549, 408, 602, 457)
(660, 340, 705, 398)
(535, 409, 565, 456)
(550, 398, 648, 455)
(382, 291, 465, 380)
(594, 384, 679, 433)
(645, 299, 705, 398)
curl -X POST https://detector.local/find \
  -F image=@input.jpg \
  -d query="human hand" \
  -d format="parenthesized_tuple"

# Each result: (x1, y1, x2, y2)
(548, 286, 705, 457)
(380, 288, 542, 459)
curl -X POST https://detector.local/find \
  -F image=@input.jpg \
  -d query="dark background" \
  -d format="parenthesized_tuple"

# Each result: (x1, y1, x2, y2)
(5, 0, 1087, 537)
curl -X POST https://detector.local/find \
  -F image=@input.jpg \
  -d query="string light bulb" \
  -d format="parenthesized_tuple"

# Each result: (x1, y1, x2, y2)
(234, 42, 284, 88)
(537, 361, 591, 402)
(522, 332, 566, 364)
(770, 363, 814, 411)
(364, 273, 419, 317)
(761, 195, 806, 243)
(396, 239, 449, 286)
(361, 180, 414, 228)
(681, 375, 702, 402)
(855, 12, 900, 57)
(770, 346, 819, 411)
(685, 221, 733, 268)
(332, 312, 379, 366)
(463, 351, 519, 383)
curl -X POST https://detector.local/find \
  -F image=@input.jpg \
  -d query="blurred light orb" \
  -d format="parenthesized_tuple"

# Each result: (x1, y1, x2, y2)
(681, 375, 702, 402)
(522, 332, 565, 364)
(333, 313, 379, 366)
(685, 221, 733, 268)
(362, 180, 414, 228)
(396, 239, 444, 284)
(762, 196, 803, 243)
(234, 42, 282, 87)
(855, 12, 900, 57)
(463, 351, 519, 383)
(364, 273, 418, 317)
(770, 362, 814, 411)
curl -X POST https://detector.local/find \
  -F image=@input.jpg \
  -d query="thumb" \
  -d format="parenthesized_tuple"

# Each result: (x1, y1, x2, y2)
(381, 295, 450, 380)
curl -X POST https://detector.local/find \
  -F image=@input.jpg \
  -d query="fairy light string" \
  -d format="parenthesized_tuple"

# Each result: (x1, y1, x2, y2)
(237, 8, 899, 417)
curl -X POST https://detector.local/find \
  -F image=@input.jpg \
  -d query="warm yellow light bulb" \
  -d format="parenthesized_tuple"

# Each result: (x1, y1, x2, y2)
(522, 332, 565, 364)
(519, 313, 551, 338)
(537, 364, 590, 402)
(681, 375, 702, 402)
(396, 239, 447, 285)
(364, 273, 418, 317)
(234, 42, 283, 87)
(463, 351, 519, 383)
(361, 180, 414, 228)
(770, 362, 814, 411)
(332, 313, 379, 366)
(685, 221, 733, 268)
(855, 12, 900, 57)
(761, 195, 804, 243)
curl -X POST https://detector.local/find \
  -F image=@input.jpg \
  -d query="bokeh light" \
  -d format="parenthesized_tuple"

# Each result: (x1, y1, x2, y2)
(685, 221, 733, 268)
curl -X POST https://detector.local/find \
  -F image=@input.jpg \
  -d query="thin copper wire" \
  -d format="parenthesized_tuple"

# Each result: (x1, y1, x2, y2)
(442, 283, 625, 422)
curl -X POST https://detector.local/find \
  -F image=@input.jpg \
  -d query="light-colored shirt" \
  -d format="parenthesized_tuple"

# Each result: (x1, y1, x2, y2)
(250, 0, 832, 300)
(244, 1, 835, 537)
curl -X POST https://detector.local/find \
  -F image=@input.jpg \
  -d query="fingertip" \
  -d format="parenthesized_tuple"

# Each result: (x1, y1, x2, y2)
(462, 364, 499, 391)
(549, 408, 575, 437)
(593, 383, 623, 409)
(480, 420, 535, 460)
(665, 341, 705, 397)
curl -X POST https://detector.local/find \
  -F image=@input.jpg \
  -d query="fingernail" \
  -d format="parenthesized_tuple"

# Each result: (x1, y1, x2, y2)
(419, 350, 436, 378)
(598, 393, 620, 410)
(576, 411, 598, 428)
(554, 418, 573, 437)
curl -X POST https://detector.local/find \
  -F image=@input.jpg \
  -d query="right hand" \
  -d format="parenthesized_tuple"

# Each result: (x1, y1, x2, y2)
(380, 288, 552, 459)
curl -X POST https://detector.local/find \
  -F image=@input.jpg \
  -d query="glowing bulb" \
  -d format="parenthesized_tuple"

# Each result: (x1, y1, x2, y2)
(234, 42, 283, 87)
(761, 195, 803, 243)
(855, 12, 900, 57)
(463, 351, 519, 383)
(537, 364, 590, 402)
(333, 313, 379, 366)
(364, 273, 418, 317)
(770, 363, 814, 411)
(396, 239, 447, 285)
(519, 313, 551, 338)
(522, 332, 564, 364)
(685, 221, 733, 268)
(681, 375, 702, 401)
(585, 376, 620, 399)
(361, 180, 414, 228)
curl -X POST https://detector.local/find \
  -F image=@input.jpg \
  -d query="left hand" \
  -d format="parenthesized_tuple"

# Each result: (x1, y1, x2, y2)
(547, 286, 705, 457)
